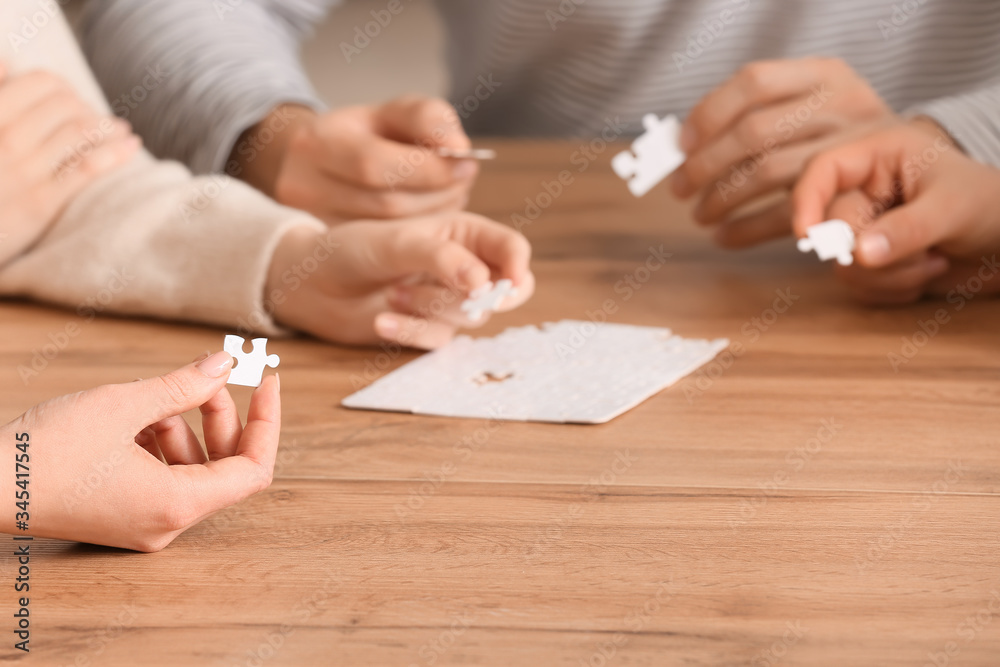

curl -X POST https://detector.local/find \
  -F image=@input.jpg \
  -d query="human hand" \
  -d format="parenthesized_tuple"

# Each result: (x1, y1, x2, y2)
(672, 57, 896, 248)
(268, 212, 534, 349)
(0, 66, 141, 265)
(230, 97, 479, 224)
(1, 352, 280, 552)
(793, 122, 1000, 304)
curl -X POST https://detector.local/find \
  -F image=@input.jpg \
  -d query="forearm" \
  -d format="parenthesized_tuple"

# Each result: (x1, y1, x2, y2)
(80, 0, 337, 174)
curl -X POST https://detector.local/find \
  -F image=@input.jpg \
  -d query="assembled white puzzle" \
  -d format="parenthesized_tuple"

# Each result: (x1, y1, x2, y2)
(223, 335, 280, 387)
(342, 320, 729, 424)
(797, 219, 856, 266)
(461, 279, 517, 321)
(611, 114, 686, 197)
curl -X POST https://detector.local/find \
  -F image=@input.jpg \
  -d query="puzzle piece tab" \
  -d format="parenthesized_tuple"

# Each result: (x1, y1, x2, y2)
(611, 114, 686, 197)
(797, 219, 856, 266)
(223, 335, 280, 387)
(461, 279, 517, 321)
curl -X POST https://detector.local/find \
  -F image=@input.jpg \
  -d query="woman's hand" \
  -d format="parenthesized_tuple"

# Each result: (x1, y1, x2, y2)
(0, 66, 141, 265)
(1, 352, 280, 552)
(268, 212, 535, 349)
(231, 97, 479, 224)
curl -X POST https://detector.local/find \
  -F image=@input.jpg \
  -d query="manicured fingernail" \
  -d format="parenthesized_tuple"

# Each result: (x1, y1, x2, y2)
(197, 351, 233, 377)
(275, 373, 281, 393)
(375, 314, 399, 338)
(680, 125, 697, 153)
(453, 160, 477, 180)
(859, 233, 891, 264)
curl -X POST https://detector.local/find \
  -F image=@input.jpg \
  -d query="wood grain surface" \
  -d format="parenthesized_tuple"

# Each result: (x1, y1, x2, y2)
(1, 140, 998, 666)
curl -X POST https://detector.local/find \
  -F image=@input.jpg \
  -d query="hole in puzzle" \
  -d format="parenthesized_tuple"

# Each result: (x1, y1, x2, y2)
(472, 371, 514, 386)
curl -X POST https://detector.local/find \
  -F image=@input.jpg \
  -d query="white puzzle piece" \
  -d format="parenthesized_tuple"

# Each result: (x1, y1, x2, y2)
(461, 279, 517, 321)
(797, 219, 856, 266)
(342, 320, 729, 424)
(436, 146, 497, 160)
(611, 114, 686, 197)
(223, 335, 280, 387)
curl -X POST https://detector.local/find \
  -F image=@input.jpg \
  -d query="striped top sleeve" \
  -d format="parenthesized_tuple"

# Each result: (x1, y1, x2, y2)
(80, 0, 339, 175)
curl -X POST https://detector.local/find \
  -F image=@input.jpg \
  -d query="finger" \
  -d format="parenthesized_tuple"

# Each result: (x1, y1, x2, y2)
(199, 386, 244, 461)
(792, 137, 886, 237)
(0, 70, 74, 128)
(712, 200, 793, 249)
(382, 221, 494, 292)
(679, 96, 839, 199)
(37, 135, 141, 216)
(376, 96, 471, 150)
(30, 117, 134, 183)
(315, 103, 474, 192)
(124, 351, 234, 431)
(387, 283, 471, 328)
(149, 415, 208, 465)
(855, 193, 958, 268)
(374, 312, 460, 350)
(694, 142, 820, 224)
(277, 152, 471, 219)
(928, 261, 1000, 298)
(2, 91, 91, 159)
(460, 217, 535, 287)
(171, 375, 281, 519)
(833, 252, 949, 293)
(134, 427, 166, 464)
(683, 59, 825, 153)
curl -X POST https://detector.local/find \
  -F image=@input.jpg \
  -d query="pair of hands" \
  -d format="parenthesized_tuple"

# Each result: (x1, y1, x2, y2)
(245, 58, 969, 308)
(0, 67, 534, 351)
(669, 56, 1000, 303)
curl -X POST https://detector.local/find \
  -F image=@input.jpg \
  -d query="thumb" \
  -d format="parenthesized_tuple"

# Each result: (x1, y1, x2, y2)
(127, 351, 234, 430)
(855, 193, 956, 268)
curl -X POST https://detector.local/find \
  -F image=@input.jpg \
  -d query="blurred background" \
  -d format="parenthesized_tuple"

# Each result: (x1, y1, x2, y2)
(66, 0, 447, 107)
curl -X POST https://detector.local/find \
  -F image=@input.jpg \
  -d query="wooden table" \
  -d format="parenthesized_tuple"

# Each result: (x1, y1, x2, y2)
(2, 141, 999, 666)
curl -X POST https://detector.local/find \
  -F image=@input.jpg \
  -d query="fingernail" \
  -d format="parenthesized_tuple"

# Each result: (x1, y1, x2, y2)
(375, 314, 399, 338)
(275, 373, 281, 393)
(197, 351, 233, 377)
(192, 350, 211, 363)
(680, 125, 697, 153)
(452, 160, 477, 180)
(859, 233, 891, 264)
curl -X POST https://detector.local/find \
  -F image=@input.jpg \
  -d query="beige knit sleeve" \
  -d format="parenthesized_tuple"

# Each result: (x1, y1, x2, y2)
(0, 153, 324, 336)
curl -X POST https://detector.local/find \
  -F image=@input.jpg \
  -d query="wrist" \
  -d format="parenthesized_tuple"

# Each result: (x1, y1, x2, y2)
(266, 224, 326, 324)
(227, 104, 317, 196)
(908, 115, 961, 151)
